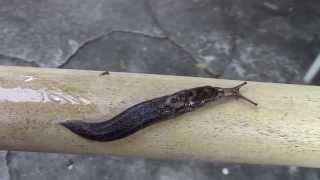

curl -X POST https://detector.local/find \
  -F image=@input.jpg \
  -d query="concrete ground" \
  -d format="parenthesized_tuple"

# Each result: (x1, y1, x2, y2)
(0, 0, 320, 179)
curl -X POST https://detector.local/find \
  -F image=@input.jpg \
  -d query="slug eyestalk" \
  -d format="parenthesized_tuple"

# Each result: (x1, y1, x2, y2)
(220, 82, 258, 106)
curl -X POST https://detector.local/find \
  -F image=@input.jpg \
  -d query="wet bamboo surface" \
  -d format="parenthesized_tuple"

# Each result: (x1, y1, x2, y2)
(0, 65, 320, 167)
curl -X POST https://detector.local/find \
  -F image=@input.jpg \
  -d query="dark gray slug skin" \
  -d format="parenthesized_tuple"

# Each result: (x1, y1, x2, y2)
(61, 82, 257, 142)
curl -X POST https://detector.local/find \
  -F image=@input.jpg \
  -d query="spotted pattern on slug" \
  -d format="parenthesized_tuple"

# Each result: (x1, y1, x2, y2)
(61, 82, 256, 142)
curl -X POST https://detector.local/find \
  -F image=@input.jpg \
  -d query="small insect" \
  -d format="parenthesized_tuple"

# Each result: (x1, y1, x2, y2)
(61, 82, 257, 142)
(99, 71, 110, 76)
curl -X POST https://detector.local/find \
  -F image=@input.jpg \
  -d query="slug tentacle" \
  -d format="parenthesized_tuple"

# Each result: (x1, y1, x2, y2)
(219, 82, 258, 106)
(61, 82, 257, 142)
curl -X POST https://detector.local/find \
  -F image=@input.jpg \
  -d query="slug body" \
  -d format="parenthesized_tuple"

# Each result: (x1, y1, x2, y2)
(61, 82, 257, 142)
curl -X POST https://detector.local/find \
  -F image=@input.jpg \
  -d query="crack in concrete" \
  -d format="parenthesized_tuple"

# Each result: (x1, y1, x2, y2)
(144, 0, 220, 78)
(0, 0, 218, 78)
(0, 54, 40, 67)
(58, 32, 109, 68)
(219, 0, 240, 75)
(220, 30, 239, 76)
(58, 29, 167, 69)
(4, 151, 11, 180)
(58, 0, 227, 78)
(59, 29, 218, 77)
(0, 0, 232, 78)
(143, 0, 169, 38)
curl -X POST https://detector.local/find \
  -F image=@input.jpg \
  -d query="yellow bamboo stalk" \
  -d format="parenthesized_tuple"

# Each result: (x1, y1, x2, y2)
(0, 65, 320, 167)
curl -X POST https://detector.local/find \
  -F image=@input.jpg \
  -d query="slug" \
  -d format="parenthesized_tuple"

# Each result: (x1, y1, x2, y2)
(61, 82, 257, 142)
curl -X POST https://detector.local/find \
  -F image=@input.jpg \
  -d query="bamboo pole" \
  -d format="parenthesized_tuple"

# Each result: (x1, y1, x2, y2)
(0, 65, 320, 167)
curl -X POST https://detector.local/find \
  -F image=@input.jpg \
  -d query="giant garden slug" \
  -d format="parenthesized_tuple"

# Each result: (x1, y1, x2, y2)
(61, 82, 257, 142)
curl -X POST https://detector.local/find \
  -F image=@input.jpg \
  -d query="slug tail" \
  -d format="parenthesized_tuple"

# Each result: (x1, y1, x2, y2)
(60, 118, 144, 142)
(60, 120, 114, 142)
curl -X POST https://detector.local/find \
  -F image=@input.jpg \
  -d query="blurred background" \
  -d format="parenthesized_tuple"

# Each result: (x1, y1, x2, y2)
(0, 0, 320, 179)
